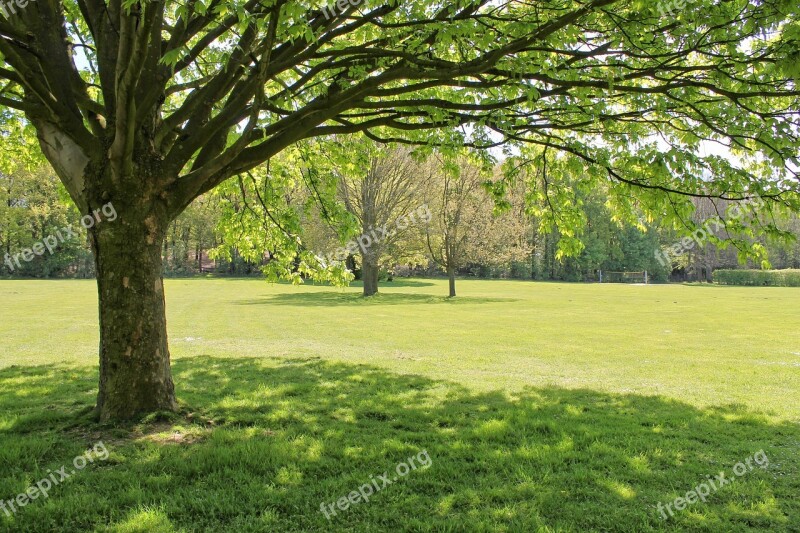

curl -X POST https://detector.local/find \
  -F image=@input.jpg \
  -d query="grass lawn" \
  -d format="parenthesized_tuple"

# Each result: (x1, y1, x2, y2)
(0, 278, 798, 532)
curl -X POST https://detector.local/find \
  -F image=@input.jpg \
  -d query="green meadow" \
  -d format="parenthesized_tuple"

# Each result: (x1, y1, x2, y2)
(1, 279, 798, 531)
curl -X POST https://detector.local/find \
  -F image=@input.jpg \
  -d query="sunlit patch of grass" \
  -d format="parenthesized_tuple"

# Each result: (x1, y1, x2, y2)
(109, 506, 176, 533)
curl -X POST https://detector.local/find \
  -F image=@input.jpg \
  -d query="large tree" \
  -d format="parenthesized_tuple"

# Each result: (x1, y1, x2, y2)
(338, 144, 427, 296)
(1, 0, 798, 419)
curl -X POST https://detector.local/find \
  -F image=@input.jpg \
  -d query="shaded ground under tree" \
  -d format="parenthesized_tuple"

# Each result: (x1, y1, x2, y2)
(0, 357, 797, 531)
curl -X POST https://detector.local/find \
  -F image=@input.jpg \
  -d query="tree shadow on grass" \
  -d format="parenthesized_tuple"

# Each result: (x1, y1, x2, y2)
(352, 279, 437, 288)
(0, 357, 798, 532)
(193, 278, 437, 288)
(236, 292, 517, 306)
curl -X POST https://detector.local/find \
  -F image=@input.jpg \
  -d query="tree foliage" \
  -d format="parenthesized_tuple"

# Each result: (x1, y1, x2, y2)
(0, 0, 797, 216)
(337, 143, 430, 294)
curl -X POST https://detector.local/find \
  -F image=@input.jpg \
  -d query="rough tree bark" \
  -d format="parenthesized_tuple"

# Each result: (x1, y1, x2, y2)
(362, 253, 380, 296)
(447, 266, 456, 297)
(92, 205, 178, 420)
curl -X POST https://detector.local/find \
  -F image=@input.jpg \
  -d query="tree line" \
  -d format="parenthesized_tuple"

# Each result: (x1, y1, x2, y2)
(4, 144, 799, 293)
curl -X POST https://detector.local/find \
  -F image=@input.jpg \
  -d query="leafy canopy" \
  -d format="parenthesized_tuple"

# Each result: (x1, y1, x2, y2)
(0, 0, 798, 263)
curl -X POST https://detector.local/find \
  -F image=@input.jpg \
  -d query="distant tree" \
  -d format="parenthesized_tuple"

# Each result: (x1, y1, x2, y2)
(766, 214, 800, 269)
(338, 145, 428, 296)
(163, 194, 221, 275)
(424, 158, 529, 296)
(461, 167, 532, 278)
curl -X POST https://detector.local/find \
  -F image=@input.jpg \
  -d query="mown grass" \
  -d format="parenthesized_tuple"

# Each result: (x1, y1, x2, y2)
(0, 278, 798, 532)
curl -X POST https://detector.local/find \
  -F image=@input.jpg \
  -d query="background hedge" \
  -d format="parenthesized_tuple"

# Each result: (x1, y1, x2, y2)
(713, 269, 800, 287)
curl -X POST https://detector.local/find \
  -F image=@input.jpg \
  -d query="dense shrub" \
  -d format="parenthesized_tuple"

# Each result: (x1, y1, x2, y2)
(713, 269, 800, 287)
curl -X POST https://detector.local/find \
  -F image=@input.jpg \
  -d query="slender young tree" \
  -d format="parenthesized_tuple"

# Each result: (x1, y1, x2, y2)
(424, 158, 486, 297)
(0, 0, 798, 419)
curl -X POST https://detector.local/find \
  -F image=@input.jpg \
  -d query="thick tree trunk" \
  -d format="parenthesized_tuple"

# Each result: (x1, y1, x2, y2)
(92, 211, 177, 421)
(362, 255, 379, 297)
(447, 266, 456, 297)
